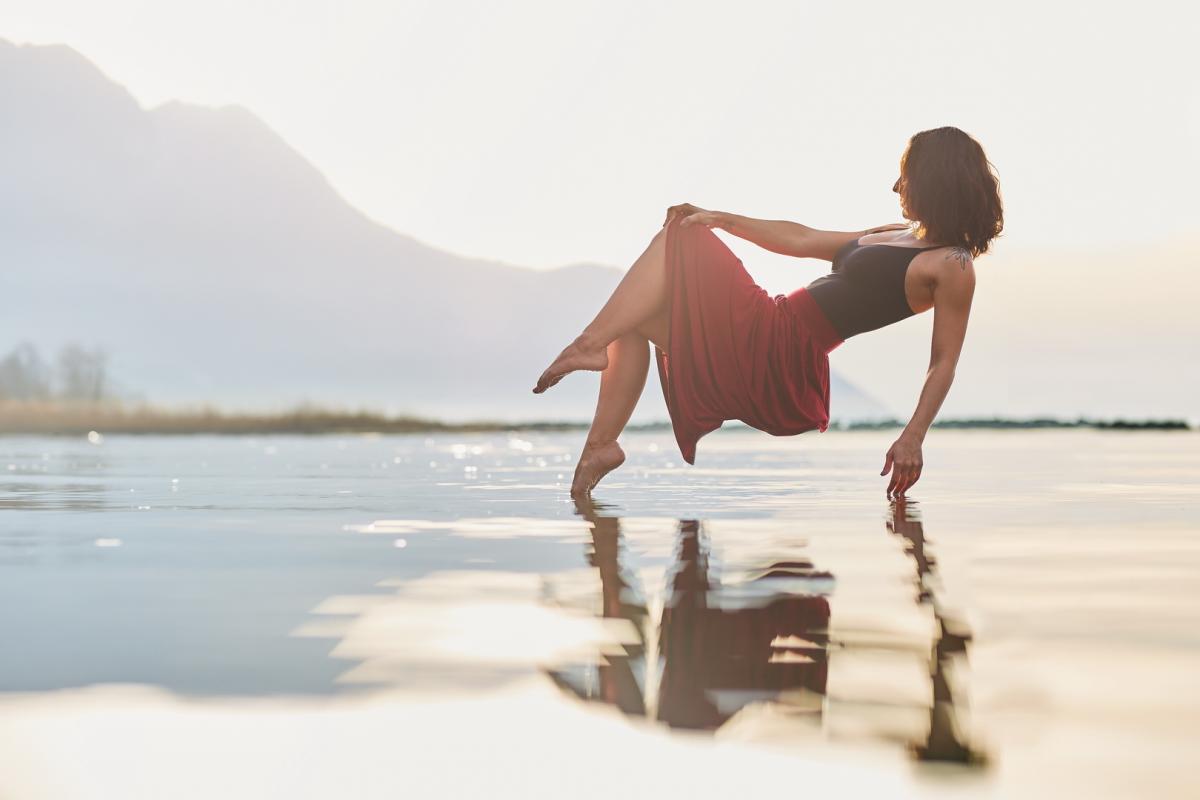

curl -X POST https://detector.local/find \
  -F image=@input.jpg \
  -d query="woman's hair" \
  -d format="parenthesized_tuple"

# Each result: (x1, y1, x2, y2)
(898, 126, 1004, 257)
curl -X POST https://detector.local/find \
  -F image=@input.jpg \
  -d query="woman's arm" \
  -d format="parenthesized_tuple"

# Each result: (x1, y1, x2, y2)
(666, 204, 906, 261)
(881, 251, 977, 497)
(718, 213, 869, 260)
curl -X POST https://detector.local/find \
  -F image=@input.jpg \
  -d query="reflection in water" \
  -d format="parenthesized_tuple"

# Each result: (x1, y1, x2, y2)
(548, 497, 983, 763)
(656, 518, 831, 730)
(887, 501, 979, 762)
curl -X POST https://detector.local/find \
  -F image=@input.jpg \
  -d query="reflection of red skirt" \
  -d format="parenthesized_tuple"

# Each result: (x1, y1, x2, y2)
(654, 217, 845, 465)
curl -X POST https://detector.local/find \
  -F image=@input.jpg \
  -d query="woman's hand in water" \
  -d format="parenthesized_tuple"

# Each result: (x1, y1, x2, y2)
(881, 434, 923, 498)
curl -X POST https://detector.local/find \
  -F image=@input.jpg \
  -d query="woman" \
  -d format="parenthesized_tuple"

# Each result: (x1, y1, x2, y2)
(533, 126, 1003, 498)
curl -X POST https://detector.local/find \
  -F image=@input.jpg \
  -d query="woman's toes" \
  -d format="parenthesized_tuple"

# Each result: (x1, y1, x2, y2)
(532, 340, 610, 394)
(570, 441, 626, 495)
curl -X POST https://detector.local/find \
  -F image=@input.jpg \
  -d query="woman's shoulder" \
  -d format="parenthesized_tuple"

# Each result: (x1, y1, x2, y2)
(921, 248, 977, 306)
(919, 245, 975, 271)
(911, 245, 976, 300)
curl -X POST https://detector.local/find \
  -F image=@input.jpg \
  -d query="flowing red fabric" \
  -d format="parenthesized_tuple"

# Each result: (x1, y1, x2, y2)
(654, 217, 845, 465)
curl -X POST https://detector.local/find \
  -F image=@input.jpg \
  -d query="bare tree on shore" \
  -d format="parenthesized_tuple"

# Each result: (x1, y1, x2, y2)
(0, 342, 110, 405)
(0, 342, 53, 401)
(56, 344, 109, 404)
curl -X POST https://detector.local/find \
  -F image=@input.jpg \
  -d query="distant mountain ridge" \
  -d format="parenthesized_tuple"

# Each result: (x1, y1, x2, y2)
(0, 38, 891, 423)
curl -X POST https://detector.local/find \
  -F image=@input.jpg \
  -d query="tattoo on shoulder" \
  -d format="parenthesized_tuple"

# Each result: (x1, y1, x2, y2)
(947, 247, 972, 271)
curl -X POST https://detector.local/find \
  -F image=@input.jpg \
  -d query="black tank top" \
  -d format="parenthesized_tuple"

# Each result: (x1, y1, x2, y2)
(805, 237, 943, 339)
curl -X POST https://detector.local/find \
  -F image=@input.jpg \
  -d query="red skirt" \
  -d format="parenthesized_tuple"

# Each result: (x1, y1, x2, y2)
(654, 217, 845, 465)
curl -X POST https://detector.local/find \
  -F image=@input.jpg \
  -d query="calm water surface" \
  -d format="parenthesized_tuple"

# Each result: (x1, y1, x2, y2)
(0, 429, 1197, 798)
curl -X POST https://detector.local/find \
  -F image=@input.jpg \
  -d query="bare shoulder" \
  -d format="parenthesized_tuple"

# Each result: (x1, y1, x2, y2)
(920, 246, 976, 305)
(941, 246, 975, 274)
(927, 246, 976, 282)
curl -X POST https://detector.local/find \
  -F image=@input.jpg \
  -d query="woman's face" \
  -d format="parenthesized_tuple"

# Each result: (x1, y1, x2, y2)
(893, 175, 911, 219)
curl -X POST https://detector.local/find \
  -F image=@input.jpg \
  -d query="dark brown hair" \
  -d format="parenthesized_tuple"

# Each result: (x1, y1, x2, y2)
(897, 126, 1003, 257)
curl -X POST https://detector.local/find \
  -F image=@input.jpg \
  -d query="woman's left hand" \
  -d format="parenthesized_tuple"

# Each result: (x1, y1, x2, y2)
(679, 210, 729, 230)
(881, 435, 923, 497)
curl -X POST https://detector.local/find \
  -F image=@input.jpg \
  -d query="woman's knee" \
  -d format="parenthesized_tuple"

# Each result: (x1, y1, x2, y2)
(635, 310, 669, 350)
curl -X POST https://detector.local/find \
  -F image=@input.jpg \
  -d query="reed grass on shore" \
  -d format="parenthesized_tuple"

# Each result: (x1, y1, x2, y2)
(0, 402, 1190, 435)
(0, 402, 558, 436)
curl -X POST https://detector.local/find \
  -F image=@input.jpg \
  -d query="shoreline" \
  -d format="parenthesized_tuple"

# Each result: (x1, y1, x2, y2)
(0, 404, 1191, 436)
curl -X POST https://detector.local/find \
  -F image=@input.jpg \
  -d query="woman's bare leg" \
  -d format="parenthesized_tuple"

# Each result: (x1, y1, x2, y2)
(533, 224, 671, 394)
(587, 333, 652, 444)
(571, 332, 652, 496)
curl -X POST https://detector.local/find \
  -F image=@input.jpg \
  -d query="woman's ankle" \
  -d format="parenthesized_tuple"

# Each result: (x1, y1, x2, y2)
(574, 330, 608, 353)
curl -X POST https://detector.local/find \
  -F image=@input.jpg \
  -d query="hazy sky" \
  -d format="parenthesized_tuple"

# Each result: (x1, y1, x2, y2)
(4, 1, 1199, 421)
(6, 0, 1199, 291)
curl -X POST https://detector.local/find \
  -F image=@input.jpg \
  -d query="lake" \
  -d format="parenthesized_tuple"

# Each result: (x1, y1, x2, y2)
(1, 428, 1197, 798)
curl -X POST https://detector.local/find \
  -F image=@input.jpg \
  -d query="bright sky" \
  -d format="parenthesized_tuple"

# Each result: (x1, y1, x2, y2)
(6, 0, 1199, 291)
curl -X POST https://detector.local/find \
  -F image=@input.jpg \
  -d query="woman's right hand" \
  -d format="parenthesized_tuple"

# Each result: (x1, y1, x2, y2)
(664, 203, 708, 227)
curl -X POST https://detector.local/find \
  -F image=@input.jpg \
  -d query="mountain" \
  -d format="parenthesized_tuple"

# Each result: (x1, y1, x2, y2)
(0, 38, 890, 424)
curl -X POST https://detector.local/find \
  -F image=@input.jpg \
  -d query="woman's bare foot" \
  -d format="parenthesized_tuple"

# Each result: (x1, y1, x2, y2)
(532, 335, 609, 394)
(570, 440, 626, 496)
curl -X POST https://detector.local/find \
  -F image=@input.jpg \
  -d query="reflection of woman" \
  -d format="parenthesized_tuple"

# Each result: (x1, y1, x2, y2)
(557, 496, 980, 759)
(561, 498, 831, 731)
(533, 127, 1003, 497)
(888, 499, 978, 762)
(656, 520, 831, 730)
